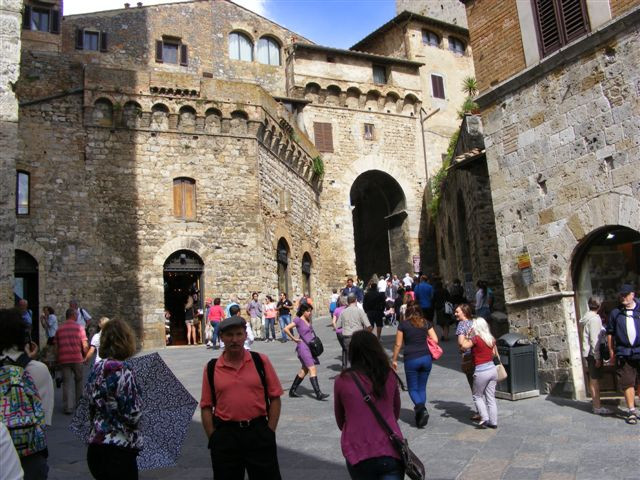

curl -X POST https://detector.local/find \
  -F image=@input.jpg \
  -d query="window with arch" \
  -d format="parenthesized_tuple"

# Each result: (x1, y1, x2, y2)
(422, 30, 440, 47)
(448, 36, 466, 55)
(301, 253, 312, 296)
(16, 171, 30, 216)
(229, 32, 253, 62)
(173, 178, 196, 220)
(257, 36, 280, 66)
(277, 238, 290, 296)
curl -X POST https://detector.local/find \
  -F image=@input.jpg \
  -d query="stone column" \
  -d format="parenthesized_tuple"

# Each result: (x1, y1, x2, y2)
(0, 0, 23, 306)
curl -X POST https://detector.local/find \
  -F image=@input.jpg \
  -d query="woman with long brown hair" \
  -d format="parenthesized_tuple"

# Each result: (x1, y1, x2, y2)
(391, 304, 439, 428)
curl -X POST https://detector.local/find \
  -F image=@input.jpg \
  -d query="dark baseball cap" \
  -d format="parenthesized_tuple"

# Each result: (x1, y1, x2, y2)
(619, 284, 635, 295)
(218, 315, 246, 333)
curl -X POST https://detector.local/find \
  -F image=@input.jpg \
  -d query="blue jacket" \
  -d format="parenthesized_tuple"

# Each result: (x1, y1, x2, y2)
(341, 286, 364, 303)
(414, 281, 433, 309)
(607, 304, 640, 359)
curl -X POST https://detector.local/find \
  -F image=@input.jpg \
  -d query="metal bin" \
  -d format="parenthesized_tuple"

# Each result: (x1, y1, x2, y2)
(495, 333, 539, 400)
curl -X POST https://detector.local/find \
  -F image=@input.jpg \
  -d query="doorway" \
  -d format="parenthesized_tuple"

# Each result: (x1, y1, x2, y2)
(163, 250, 204, 346)
(572, 225, 640, 394)
(15, 250, 39, 344)
(350, 170, 410, 283)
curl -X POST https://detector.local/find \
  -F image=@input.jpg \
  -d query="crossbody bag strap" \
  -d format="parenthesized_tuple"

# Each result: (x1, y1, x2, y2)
(207, 358, 218, 406)
(348, 371, 395, 437)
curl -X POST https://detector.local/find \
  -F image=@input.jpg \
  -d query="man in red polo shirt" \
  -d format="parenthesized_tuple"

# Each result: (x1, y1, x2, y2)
(201, 315, 283, 479)
(54, 308, 88, 414)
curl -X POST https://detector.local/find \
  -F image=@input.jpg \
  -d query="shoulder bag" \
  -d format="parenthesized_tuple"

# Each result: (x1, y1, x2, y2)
(427, 337, 443, 360)
(306, 327, 324, 357)
(492, 345, 508, 382)
(348, 372, 425, 480)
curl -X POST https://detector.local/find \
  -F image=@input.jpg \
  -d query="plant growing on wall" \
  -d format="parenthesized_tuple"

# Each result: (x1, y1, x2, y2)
(312, 155, 325, 177)
(457, 76, 479, 119)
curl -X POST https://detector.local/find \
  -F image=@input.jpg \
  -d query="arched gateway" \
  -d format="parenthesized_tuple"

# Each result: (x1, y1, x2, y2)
(350, 170, 410, 282)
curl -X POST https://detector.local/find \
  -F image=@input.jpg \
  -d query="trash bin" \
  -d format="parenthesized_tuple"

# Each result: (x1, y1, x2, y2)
(495, 333, 539, 400)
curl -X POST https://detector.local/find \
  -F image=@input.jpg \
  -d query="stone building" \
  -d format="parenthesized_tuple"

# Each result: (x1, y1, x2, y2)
(461, 0, 640, 396)
(8, 0, 473, 347)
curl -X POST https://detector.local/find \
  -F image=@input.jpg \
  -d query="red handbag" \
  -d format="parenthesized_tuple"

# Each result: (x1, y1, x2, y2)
(427, 337, 443, 360)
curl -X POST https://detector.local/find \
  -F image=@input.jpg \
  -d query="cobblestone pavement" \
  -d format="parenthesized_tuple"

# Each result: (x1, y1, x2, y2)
(46, 318, 639, 480)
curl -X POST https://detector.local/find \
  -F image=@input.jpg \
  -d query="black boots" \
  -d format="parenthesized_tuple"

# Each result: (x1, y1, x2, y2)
(289, 375, 304, 398)
(310, 376, 329, 401)
(415, 404, 429, 428)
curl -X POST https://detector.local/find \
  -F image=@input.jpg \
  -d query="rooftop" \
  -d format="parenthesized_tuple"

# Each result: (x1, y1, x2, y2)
(292, 42, 424, 69)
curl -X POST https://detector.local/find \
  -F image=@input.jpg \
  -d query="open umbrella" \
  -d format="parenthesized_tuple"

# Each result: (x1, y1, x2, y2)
(70, 352, 198, 470)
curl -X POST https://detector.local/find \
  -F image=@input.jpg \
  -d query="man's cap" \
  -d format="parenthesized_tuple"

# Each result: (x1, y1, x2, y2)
(219, 315, 246, 332)
(619, 284, 635, 295)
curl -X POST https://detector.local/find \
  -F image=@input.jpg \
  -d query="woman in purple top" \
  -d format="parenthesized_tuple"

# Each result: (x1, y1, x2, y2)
(283, 303, 329, 401)
(332, 295, 348, 370)
(334, 330, 404, 479)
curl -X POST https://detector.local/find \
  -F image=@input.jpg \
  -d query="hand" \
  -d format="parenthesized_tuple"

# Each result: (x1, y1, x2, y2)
(294, 337, 301, 343)
(25, 341, 38, 359)
(609, 350, 615, 362)
(391, 360, 398, 371)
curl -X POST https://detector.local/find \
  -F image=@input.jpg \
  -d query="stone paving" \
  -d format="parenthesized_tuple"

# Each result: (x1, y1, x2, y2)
(46, 318, 639, 480)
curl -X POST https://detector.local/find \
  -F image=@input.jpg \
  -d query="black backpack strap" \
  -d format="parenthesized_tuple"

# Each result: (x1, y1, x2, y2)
(250, 351, 271, 412)
(206, 358, 218, 407)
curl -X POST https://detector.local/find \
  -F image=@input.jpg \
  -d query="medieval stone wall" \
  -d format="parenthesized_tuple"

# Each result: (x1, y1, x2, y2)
(0, 0, 23, 306)
(480, 20, 640, 394)
(396, 0, 468, 28)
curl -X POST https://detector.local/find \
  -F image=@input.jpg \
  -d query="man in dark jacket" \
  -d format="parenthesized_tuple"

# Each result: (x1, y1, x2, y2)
(607, 284, 640, 424)
(363, 282, 386, 339)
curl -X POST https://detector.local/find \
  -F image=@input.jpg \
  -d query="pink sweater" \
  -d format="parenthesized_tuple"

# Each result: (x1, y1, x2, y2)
(334, 371, 402, 466)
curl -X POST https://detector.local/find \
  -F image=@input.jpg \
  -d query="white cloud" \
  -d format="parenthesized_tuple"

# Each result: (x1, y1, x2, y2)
(231, 0, 268, 17)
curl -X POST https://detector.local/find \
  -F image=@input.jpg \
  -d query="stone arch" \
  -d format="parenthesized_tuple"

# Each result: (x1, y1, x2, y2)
(277, 237, 292, 296)
(14, 238, 49, 343)
(153, 237, 213, 269)
(403, 93, 419, 116)
(365, 90, 381, 111)
(325, 85, 341, 106)
(230, 110, 248, 133)
(304, 82, 320, 102)
(345, 87, 362, 108)
(384, 91, 400, 113)
(229, 30, 254, 61)
(178, 105, 197, 132)
(301, 251, 313, 296)
(204, 108, 222, 133)
(93, 98, 113, 127)
(257, 34, 281, 66)
(151, 103, 170, 130)
(122, 101, 142, 128)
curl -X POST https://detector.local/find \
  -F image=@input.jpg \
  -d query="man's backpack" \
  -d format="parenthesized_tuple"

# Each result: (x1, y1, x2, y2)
(0, 354, 47, 457)
(207, 351, 270, 411)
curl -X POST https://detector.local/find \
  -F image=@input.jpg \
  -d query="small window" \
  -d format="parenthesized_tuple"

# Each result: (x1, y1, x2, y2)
(17, 171, 30, 216)
(364, 123, 374, 140)
(422, 30, 440, 47)
(76, 30, 108, 52)
(84, 31, 99, 51)
(156, 39, 188, 65)
(257, 37, 280, 66)
(229, 32, 253, 62)
(431, 74, 445, 99)
(372, 65, 387, 85)
(448, 36, 466, 55)
(23, 6, 59, 33)
(313, 122, 334, 153)
(173, 178, 196, 220)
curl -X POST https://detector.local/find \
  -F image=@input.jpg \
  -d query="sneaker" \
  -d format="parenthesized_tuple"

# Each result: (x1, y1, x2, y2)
(593, 407, 613, 415)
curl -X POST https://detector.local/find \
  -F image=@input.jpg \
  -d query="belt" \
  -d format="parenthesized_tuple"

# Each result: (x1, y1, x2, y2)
(213, 416, 267, 429)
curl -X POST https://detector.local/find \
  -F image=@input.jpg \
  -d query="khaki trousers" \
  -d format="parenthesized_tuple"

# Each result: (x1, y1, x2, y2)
(61, 363, 84, 413)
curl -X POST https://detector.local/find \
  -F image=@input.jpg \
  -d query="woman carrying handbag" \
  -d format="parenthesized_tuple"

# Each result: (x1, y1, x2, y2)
(335, 330, 424, 480)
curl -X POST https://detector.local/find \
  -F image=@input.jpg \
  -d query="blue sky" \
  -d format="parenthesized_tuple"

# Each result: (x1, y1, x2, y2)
(63, 0, 397, 49)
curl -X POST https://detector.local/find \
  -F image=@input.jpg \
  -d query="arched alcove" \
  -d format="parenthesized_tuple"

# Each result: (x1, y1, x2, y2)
(326, 85, 341, 105)
(15, 250, 39, 344)
(122, 101, 142, 128)
(345, 87, 361, 108)
(301, 252, 312, 296)
(350, 170, 409, 281)
(151, 103, 169, 130)
(178, 105, 196, 131)
(277, 238, 291, 296)
(204, 108, 222, 133)
(93, 98, 113, 127)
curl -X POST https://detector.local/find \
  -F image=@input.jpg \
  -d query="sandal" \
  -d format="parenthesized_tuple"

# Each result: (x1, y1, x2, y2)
(625, 411, 638, 425)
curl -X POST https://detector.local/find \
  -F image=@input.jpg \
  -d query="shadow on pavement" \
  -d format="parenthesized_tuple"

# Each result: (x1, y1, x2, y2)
(430, 399, 477, 425)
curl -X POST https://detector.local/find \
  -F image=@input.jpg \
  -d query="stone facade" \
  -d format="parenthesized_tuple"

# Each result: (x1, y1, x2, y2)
(396, 0, 468, 28)
(0, 0, 23, 307)
(464, 1, 640, 395)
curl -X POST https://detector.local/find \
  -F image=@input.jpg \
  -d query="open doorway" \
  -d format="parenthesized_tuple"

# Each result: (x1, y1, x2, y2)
(163, 250, 204, 346)
(572, 225, 640, 394)
(15, 250, 39, 345)
(350, 170, 410, 282)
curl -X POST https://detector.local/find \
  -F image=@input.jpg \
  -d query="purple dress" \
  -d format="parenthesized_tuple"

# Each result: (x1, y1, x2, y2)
(294, 316, 319, 367)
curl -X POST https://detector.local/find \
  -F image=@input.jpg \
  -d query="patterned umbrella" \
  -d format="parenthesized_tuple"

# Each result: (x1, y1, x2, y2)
(70, 352, 198, 470)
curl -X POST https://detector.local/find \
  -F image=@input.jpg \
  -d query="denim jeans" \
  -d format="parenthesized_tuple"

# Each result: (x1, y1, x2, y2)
(346, 456, 404, 480)
(278, 315, 291, 340)
(211, 321, 220, 345)
(404, 354, 432, 406)
(265, 317, 276, 340)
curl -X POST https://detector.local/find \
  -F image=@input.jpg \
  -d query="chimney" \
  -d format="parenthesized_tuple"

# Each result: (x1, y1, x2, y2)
(124, 3, 130, 7)
(137, 2, 143, 7)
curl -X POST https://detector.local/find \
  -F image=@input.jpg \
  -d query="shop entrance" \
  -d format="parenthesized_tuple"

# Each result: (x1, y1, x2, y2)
(572, 225, 640, 394)
(15, 250, 39, 344)
(350, 170, 410, 283)
(163, 250, 204, 345)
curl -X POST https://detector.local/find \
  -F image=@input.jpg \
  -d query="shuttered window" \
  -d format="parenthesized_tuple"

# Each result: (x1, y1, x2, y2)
(372, 65, 387, 85)
(173, 178, 196, 220)
(75, 30, 108, 52)
(313, 122, 334, 153)
(532, 0, 590, 58)
(156, 38, 188, 65)
(23, 6, 59, 33)
(431, 74, 445, 99)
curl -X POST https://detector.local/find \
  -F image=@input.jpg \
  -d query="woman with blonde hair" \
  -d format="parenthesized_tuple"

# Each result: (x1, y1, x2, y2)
(391, 304, 438, 428)
(459, 316, 498, 428)
(84, 318, 142, 479)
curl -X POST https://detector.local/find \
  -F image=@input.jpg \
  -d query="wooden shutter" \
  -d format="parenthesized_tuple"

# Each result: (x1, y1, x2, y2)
(184, 180, 195, 219)
(22, 6, 31, 29)
(180, 44, 188, 66)
(155, 40, 163, 63)
(313, 122, 333, 153)
(75, 29, 84, 49)
(561, 0, 589, 42)
(173, 180, 182, 217)
(431, 75, 445, 99)
(51, 10, 60, 34)
(100, 32, 108, 52)
(533, 0, 561, 56)
(533, 0, 589, 57)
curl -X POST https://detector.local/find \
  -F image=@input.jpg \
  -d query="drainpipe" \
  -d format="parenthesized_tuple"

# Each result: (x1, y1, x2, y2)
(419, 107, 440, 179)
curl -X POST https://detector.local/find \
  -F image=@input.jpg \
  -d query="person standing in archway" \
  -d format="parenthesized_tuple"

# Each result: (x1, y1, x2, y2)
(364, 282, 386, 340)
(185, 293, 197, 346)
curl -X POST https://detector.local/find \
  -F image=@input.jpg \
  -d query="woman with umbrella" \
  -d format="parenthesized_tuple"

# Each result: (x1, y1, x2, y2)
(84, 318, 142, 479)
(283, 303, 330, 400)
